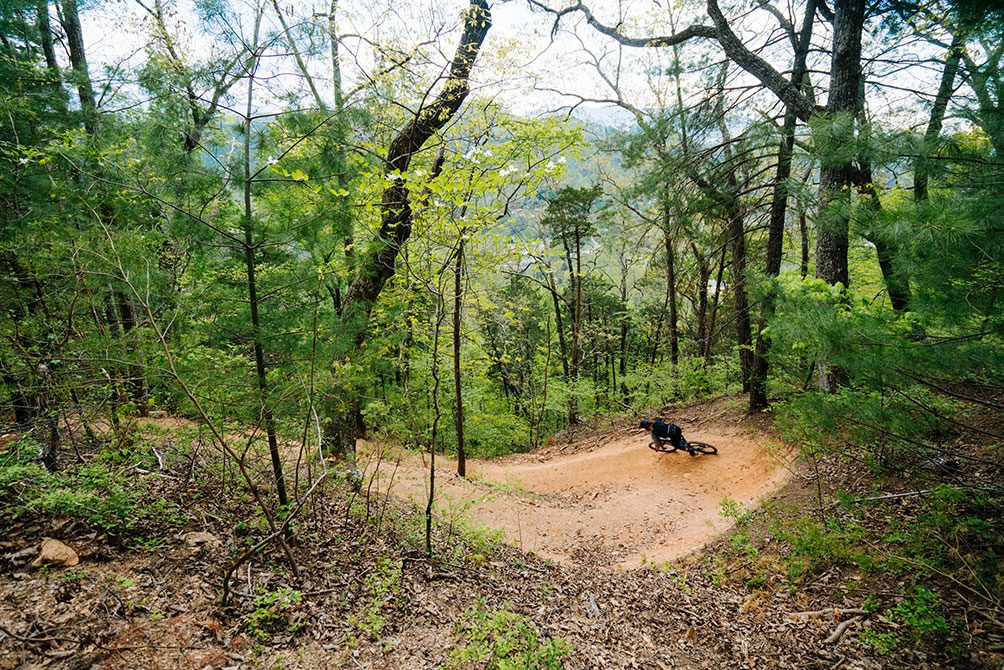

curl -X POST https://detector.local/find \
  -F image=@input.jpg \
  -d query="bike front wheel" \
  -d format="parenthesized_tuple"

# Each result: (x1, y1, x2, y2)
(687, 441, 718, 455)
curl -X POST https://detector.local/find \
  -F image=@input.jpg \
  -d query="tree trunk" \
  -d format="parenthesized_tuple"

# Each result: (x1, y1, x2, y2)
(663, 221, 679, 366)
(546, 276, 570, 381)
(116, 292, 149, 416)
(426, 292, 446, 558)
(326, 0, 491, 464)
(749, 0, 816, 411)
(650, 305, 665, 365)
(750, 108, 797, 409)
(329, 0, 344, 112)
(815, 0, 866, 292)
(915, 32, 964, 201)
(453, 239, 466, 478)
(725, 202, 753, 392)
(57, 0, 97, 134)
(799, 209, 809, 278)
(242, 53, 288, 509)
(814, 0, 866, 391)
(705, 244, 727, 361)
(568, 228, 582, 425)
(36, 1, 66, 111)
(619, 271, 630, 400)
(533, 316, 552, 449)
(692, 243, 709, 358)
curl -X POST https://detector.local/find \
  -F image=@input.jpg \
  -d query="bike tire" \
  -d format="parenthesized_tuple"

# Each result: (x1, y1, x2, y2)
(648, 441, 677, 454)
(687, 441, 718, 455)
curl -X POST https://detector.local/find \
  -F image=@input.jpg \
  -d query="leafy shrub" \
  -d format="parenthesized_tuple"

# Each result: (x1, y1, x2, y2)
(444, 601, 570, 670)
(244, 587, 304, 642)
(890, 586, 948, 639)
(0, 447, 186, 537)
(772, 516, 871, 582)
(859, 627, 900, 655)
(347, 557, 402, 641)
(466, 411, 532, 458)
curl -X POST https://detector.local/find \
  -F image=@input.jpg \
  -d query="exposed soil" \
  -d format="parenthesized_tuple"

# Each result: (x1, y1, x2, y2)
(368, 397, 795, 567)
(3, 396, 998, 669)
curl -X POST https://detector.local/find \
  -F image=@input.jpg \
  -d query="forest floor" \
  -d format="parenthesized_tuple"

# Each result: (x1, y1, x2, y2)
(1, 396, 999, 669)
(366, 396, 795, 568)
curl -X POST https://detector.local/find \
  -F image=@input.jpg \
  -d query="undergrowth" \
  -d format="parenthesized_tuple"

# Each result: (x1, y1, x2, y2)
(707, 385, 1004, 662)
(443, 600, 570, 670)
(0, 437, 188, 539)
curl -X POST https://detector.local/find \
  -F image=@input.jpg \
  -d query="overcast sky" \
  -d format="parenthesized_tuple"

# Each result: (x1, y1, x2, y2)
(77, 0, 949, 131)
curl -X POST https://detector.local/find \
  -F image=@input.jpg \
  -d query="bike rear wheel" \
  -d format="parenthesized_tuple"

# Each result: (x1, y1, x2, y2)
(687, 441, 718, 455)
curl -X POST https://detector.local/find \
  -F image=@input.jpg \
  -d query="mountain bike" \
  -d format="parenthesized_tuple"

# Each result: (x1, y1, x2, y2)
(648, 435, 718, 456)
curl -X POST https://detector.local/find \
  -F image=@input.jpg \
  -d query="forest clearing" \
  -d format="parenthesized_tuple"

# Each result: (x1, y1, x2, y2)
(371, 397, 792, 567)
(2, 0, 1003, 666)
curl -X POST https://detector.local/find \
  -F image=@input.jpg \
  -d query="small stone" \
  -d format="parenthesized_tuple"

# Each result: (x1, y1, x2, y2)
(183, 532, 220, 547)
(31, 538, 79, 568)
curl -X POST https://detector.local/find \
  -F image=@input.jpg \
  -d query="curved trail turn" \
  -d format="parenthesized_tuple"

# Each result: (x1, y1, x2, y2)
(364, 405, 794, 568)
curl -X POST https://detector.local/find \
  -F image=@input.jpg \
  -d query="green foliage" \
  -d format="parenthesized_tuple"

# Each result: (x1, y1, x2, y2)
(0, 445, 187, 537)
(771, 516, 872, 583)
(465, 409, 532, 458)
(346, 557, 402, 641)
(719, 496, 754, 525)
(376, 493, 504, 564)
(890, 586, 949, 639)
(443, 601, 570, 670)
(859, 627, 900, 655)
(623, 357, 742, 410)
(858, 586, 949, 655)
(244, 587, 305, 642)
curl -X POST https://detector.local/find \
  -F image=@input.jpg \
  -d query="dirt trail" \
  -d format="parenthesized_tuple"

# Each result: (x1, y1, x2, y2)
(364, 403, 795, 568)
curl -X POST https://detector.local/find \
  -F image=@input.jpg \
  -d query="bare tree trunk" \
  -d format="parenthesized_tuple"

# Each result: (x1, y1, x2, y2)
(799, 209, 809, 278)
(915, 32, 964, 201)
(42, 408, 60, 471)
(815, 0, 865, 292)
(726, 204, 753, 392)
(453, 239, 466, 478)
(749, 0, 816, 411)
(568, 229, 582, 424)
(242, 50, 288, 510)
(546, 275, 569, 381)
(116, 292, 149, 416)
(57, 0, 97, 133)
(815, 0, 866, 390)
(533, 316, 553, 449)
(618, 269, 630, 399)
(38, 363, 59, 471)
(426, 293, 446, 558)
(650, 305, 665, 365)
(705, 243, 727, 362)
(36, 1, 66, 111)
(663, 219, 679, 366)
(692, 243, 709, 358)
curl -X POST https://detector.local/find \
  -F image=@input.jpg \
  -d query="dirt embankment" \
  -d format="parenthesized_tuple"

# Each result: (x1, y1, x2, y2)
(365, 399, 796, 568)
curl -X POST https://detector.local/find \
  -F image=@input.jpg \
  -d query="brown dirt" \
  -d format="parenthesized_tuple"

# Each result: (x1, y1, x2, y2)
(365, 398, 796, 568)
(6, 397, 993, 669)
